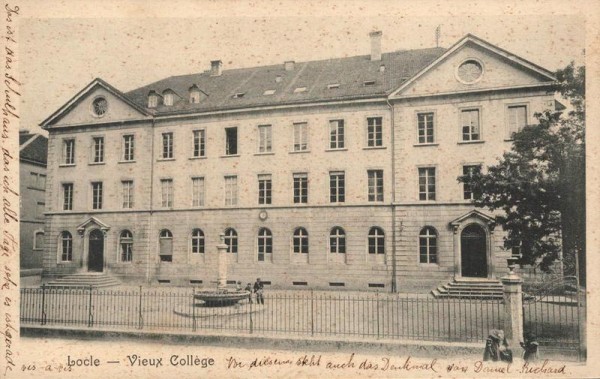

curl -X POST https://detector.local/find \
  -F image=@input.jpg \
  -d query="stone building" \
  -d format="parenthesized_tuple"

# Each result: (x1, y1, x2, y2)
(19, 130, 48, 285)
(40, 33, 558, 291)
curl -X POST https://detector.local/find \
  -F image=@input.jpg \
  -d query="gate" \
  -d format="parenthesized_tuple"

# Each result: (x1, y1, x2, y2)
(522, 276, 585, 360)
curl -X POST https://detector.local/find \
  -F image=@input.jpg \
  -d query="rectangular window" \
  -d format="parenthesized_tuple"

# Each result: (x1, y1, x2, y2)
(461, 109, 480, 141)
(258, 125, 272, 153)
(462, 165, 481, 200)
(417, 113, 434, 144)
(258, 174, 272, 205)
(507, 105, 527, 138)
(225, 127, 238, 155)
(123, 135, 135, 161)
(63, 139, 75, 165)
(368, 170, 384, 202)
(92, 137, 104, 163)
(160, 179, 173, 207)
(329, 120, 345, 149)
(30, 172, 46, 190)
(367, 117, 383, 147)
(329, 171, 345, 203)
(62, 183, 73, 211)
(122, 180, 134, 208)
(162, 132, 173, 159)
(191, 177, 205, 207)
(293, 122, 308, 151)
(224, 176, 238, 206)
(293, 173, 308, 204)
(418, 167, 436, 201)
(91, 182, 103, 209)
(192, 129, 206, 157)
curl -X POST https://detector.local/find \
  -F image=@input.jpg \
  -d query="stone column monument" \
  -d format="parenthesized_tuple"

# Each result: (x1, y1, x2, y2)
(216, 233, 228, 290)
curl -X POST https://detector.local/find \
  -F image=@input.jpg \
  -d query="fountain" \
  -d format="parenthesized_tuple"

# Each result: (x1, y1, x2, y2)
(193, 234, 250, 307)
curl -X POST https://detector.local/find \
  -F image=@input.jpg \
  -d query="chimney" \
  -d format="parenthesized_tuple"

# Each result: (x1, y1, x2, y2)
(210, 60, 223, 76)
(369, 31, 382, 61)
(284, 61, 295, 71)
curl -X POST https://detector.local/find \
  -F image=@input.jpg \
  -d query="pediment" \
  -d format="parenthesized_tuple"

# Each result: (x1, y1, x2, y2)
(41, 78, 150, 129)
(390, 35, 556, 99)
(76, 216, 111, 235)
(449, 210, 495, 229)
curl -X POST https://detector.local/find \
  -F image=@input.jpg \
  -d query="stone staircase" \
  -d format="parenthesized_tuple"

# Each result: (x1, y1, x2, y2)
(45, 273, 121, 289)
(431, 279, 503, 299)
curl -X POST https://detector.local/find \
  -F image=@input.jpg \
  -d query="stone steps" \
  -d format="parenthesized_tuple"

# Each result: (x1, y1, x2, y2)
(431, 280, 503, 299)
(45, 273, 121, 289)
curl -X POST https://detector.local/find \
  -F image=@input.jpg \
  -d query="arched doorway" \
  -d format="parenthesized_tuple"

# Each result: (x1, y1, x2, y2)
(460, 224, 487, 278)
(88, 229, 104, 272)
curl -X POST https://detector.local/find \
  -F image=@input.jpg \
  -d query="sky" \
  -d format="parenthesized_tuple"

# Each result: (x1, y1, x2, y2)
(17, 1, 587, 134)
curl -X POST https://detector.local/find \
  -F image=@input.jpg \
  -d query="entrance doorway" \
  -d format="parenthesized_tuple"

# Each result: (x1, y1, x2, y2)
(460, 224, 487, 278)
(88, 229, 104, 272)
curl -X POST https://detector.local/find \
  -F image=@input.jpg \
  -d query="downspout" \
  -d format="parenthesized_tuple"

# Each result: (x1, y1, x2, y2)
(146, 117, 156, 284)
(386, 98, 398, 293)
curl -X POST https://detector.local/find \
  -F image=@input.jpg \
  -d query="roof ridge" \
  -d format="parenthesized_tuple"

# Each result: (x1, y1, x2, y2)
(128, 46, 448, 93)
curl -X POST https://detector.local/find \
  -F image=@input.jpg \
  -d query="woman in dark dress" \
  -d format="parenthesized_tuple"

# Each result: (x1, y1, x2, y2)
(483, 329, 513, 362)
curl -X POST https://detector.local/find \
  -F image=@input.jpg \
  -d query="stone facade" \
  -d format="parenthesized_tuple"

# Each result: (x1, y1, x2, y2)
(40, 33, 558, 291)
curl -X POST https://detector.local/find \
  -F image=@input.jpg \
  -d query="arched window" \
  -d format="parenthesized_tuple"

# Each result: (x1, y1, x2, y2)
(257, 228, 272, 261)
(224, 228, 238, 254)
(368, 227, 385, 255)
(329, 227, 346, 254)
(159, 229, 173, 262)
(33, 230, 45, 250)
(120, 230, 133, 262)
(419, 226, 438, 264)
(60, 231, 72, 261)
(191, 229, 205, 254)
(293, 227, 309, 254)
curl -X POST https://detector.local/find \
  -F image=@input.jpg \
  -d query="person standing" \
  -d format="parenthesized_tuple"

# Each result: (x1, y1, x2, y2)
(483, 329, 513, 362)
(244, 282, 253, 303)
(521, 332, 540, 362)
(253, 278, 264, 305)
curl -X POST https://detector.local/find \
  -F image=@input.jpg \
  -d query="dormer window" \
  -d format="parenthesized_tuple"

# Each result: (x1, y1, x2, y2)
(189, 85, 201, 104)
(232, 92, 245, 99)
(148, 91, 158, 108)
(163, 91, 174, 106)
(327, 83, 340, 89)
(363, 80, 376, 86)
(263, 89, 276, 96)
(293, 87, 307, 93)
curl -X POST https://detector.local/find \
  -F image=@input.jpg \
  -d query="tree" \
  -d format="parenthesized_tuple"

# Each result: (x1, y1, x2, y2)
(459, 63, 585, 284)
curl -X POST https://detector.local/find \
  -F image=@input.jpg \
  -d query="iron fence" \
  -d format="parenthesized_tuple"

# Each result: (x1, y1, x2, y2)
(21, 286, 504, 343)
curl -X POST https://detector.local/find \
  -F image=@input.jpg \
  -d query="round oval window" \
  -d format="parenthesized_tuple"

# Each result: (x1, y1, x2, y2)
(457, 60, 483, 84)
(92, 97, 108, 117)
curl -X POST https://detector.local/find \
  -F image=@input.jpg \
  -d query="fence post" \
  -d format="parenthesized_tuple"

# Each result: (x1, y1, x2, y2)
(310, 290, 314, 337)
(40, 284, 47, 325)
(501, 262, 524, 352)
(87, 285, 94, 328)
(376, 291, 380, 339)
(192, 287, 197, 332)
(249, 296, 253, 334)
(138, 285, 144, 330)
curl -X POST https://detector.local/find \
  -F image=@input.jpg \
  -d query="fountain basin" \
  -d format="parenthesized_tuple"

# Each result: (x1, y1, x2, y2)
(194, 290, 250, 307)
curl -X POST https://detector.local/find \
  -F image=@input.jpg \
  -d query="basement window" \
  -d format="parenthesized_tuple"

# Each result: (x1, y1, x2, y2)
(263, 89, 276, 95)
(261, 281, 272, 285)
(329, 282, 345, 287)
(232, 92, 245, 99)
(363, 80, 376, 86)
(327, 83, 340, 89)
(368, 283, 385, 288)
(189, 280, 203, 284)
(293, 87, 307, 93)
(293, 281, 308, 286)
(158, 279, 171, 284)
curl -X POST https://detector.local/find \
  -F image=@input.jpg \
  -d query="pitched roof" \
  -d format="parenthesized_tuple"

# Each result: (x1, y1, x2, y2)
(19, 133, 48, 165)
(125, 47, 447, 115)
